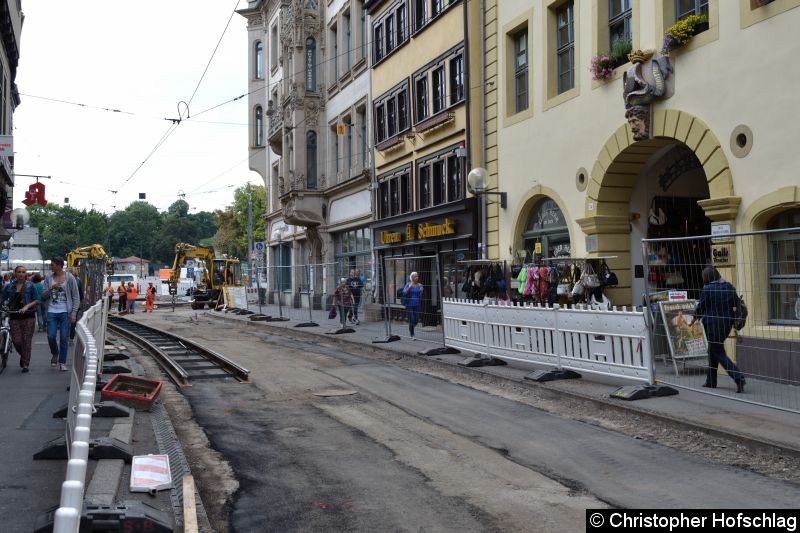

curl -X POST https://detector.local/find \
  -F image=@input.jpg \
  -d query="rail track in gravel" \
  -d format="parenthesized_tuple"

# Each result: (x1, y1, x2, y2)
(107, 315, 250, 387)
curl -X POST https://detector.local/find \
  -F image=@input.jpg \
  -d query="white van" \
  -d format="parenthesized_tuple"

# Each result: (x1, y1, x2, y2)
(104, 273, 139, 288)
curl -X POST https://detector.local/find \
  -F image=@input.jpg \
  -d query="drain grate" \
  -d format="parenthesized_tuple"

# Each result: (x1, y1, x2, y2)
(152, 401, 212, 532)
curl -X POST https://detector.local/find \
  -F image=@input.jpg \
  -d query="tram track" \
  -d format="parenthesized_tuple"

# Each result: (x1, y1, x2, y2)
(107, 315, 250, 387)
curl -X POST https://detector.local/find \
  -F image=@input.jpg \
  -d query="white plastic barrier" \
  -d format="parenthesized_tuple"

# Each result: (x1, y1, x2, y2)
(54, 299, 107, 533)
(443, 298, 654, 384)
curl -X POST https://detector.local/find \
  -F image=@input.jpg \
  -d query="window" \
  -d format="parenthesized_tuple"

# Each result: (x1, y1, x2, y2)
(374, 24, 385, 63)
(414, 0, 427, 32)
(415, 75, 429, 122)
(343, 13, 351, 72)
(523, 197, 571, 261)
(333, 125, 341, 175)
(254, 106, 263, 146)
(374, 82, 411, 143)
(331, 24, 339, 81)
(767, 210, 800, 324)
(345, 118, 353, 172)
(306, 131, 317, 189)
(360, 1, 367, 60)
(306, 38, 316, 92)
(373, 1, 408, 64)
(432, 66, 446, 114)
(357, 107, 367, 167)
(556, 1, 575, 94)
(676, 0, 709, 20)
(417, 147, 464, 209)
(609, 0, 632, 50)
(431, 0, 444, 18)
(270, 25, 279, 70)
(254, 41, 264, 79)
(449, 53, 464, 105)
(514, 30, 529, 112)
(378, 167, 412, 218)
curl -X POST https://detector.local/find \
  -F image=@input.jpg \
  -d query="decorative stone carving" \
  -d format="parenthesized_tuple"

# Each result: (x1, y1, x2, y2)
(622, 50, 673, 141)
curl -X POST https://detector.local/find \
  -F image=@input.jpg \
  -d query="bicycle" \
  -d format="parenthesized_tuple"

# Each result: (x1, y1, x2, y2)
(0, 306, 12, 373)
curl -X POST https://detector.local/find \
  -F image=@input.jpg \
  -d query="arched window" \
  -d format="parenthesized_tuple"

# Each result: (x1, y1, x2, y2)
(254, 41, 264, 79)
(522, 197, 570, 261)
(306, 38, 316, 92)
(767, 208, 800, 324)
(306, 130, 317, 189)
(254, 106, 263, 146)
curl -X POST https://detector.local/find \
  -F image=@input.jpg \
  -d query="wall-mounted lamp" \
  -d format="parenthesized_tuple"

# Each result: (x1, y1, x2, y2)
(467, 167, 507, 209)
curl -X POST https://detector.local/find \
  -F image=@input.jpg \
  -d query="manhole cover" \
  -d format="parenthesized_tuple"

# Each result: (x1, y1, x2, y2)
(312, 389, 358, 397)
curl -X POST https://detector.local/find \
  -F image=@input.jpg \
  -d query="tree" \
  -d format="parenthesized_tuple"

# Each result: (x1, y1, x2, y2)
(77, 211, 110, 248)
(108, 201, 162, 259)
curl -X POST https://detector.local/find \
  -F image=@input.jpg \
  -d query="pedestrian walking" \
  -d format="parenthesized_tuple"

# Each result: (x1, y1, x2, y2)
(690, 265, 746, 393)
(144, 281, 156, 312)
(42, 257, 80, 372)
(104, 281, 115, 313)
(402, 272, 424, 339)
(117, 283, 127, 313)
(333, 278, 354, 327)
(31, 273, 46, 332)
(1, 266, 38, 372)
(346, 269, 364, 325)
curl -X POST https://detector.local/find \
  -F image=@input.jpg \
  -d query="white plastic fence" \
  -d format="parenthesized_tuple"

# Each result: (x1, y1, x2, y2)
(55, 299, 107, 532)
(443, 298, 654, 384)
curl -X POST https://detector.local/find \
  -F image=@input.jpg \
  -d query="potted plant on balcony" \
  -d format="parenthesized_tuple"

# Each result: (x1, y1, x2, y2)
(661, 14, 709, 55)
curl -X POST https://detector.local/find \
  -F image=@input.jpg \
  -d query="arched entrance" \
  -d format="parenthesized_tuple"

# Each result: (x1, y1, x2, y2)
(577, 110, 741, 305)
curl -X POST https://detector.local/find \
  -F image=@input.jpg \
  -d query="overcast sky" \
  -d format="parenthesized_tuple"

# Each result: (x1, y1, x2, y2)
(13, 0, 255, 216)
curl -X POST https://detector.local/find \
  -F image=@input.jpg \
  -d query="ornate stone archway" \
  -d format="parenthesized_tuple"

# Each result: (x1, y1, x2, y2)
(576, 109, 741, 304)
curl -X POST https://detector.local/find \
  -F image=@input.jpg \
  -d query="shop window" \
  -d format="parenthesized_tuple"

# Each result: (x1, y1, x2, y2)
(523, 197, 571, 260)
(767, 209, 800, 325)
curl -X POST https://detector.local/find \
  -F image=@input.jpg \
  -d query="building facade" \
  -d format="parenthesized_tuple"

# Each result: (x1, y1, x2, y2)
(0, 0, 22, 243)
(365, 0, 480, 321)
(239, 0, 373, 302)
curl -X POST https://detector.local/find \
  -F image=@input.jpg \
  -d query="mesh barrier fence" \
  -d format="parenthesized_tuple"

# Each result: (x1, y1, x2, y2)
(643, 228, 800, 412)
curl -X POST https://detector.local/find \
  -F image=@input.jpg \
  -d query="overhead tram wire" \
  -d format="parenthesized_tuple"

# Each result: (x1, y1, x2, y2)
(101, 0, 243, 206)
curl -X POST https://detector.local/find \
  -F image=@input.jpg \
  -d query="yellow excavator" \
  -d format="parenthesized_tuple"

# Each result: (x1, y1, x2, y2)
(168, 243, 243, 309)
(66, 244, 114, 306)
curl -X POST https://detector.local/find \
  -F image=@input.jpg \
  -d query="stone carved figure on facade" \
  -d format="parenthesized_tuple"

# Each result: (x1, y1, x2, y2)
(622, 49, 672, 141)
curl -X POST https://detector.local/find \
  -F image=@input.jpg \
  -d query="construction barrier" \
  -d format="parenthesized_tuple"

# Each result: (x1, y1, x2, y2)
(443, 299, 654, 384)
(644, 228, 800, 413)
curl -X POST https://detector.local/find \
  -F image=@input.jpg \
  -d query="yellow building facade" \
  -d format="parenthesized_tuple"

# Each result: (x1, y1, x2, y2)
(366, 0, 481, 318)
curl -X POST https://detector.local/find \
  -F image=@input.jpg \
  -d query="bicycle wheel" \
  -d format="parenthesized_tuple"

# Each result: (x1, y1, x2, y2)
(0, 330, 9, 369)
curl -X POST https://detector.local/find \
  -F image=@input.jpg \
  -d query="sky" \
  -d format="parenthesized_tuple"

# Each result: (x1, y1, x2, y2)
(12, 0, 256, 216)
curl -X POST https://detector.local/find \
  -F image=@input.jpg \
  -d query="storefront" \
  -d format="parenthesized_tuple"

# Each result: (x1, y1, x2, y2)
(371, 198, 477, 324)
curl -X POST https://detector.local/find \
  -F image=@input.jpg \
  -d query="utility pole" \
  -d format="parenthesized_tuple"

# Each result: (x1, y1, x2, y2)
(247, 193, 253, 286)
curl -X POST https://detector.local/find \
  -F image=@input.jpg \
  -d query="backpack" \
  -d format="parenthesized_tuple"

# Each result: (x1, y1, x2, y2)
(734, 294, 748, 331)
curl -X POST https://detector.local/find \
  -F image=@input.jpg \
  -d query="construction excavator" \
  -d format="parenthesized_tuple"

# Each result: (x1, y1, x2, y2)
(66, 244, 114, 306)
(168, 243, 243, 309)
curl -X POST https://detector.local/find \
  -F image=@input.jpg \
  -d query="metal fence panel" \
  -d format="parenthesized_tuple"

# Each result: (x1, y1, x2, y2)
(643, 228, 800, 413)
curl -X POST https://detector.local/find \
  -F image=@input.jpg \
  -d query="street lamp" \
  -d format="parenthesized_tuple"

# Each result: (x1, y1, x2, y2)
(468, 167, 507, 260)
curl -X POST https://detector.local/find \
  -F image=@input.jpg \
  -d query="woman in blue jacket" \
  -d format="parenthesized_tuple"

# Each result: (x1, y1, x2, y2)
(691, 266, 745, 393)
(403, 272, 424, 339)
(1, 266, 39, 372)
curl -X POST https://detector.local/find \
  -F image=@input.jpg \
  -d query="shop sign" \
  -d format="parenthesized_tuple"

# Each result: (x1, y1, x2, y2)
(711, 244, 733, 266)
(380, 217, 457, 245)
(668, 291, 688, 301)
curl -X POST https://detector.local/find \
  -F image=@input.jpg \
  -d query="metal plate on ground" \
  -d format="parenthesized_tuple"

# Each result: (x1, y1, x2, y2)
(312, 389, 359, 397)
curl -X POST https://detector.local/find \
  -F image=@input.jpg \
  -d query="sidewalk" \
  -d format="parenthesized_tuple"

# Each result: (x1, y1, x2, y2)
(0, 327, 176, 531)
(215, 302, 800, 457)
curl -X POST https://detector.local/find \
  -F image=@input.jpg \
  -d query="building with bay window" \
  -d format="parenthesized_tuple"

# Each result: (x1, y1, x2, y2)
(0, 0, 21, 242)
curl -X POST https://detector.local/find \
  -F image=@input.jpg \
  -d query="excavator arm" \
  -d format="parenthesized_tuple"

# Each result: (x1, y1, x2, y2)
(168, 243, 214, 294)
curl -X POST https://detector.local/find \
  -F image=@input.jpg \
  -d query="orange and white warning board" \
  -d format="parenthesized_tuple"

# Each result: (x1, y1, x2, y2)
(130, 454, 172, 492)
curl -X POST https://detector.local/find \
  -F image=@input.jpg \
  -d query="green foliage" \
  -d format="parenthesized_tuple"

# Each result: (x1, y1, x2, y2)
(213, 183, 266, 260)
(609, 38, 632, 68)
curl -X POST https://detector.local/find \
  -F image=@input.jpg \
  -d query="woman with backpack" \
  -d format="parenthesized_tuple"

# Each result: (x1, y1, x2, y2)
(690, 266, 746, 393)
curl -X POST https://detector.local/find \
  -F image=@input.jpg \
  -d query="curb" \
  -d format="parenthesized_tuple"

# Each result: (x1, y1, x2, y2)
(207, 311, 800, 459)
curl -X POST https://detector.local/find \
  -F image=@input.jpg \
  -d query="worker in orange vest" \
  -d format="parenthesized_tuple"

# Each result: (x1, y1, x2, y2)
(126, 282, 139, 314)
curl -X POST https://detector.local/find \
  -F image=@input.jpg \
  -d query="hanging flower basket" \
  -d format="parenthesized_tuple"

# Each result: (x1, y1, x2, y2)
(589, 54, 615, 81)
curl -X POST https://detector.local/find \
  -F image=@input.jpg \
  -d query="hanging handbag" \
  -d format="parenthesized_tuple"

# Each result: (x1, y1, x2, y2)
(648, 198, 666, 226)
(572, 280, 585, 297)
(734, 295, 748, 331)
(580, 262, 601, 289)
(328, 305, 337, 319)
(600, 263, 619, 287)
(665, 270, 685, 286)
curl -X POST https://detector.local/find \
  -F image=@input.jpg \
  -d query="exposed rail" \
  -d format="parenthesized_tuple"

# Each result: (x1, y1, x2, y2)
(107, 316, 250, 387)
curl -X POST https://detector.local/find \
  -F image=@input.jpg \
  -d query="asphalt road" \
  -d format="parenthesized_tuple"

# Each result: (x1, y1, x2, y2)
(143, 313, 799, 532)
